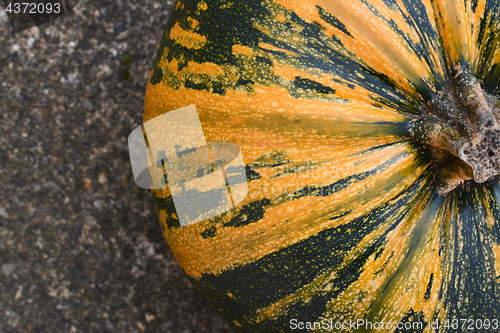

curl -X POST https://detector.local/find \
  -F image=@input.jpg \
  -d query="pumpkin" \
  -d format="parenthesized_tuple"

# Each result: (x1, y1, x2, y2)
(144, 0, 500, 331)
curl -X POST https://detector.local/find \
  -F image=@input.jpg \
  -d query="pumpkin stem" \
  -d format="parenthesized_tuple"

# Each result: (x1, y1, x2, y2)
(409, 64, 500, 194)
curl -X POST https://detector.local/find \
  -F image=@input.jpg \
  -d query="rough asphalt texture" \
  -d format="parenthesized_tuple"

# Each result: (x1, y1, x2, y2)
(0, 1, 233, 332)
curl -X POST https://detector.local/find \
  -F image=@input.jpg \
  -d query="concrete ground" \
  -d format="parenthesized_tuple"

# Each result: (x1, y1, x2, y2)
(0, 1, 233, 332)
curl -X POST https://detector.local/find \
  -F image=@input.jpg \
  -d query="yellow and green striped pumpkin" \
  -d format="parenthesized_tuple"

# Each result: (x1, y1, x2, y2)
(144, 0, 500, 331)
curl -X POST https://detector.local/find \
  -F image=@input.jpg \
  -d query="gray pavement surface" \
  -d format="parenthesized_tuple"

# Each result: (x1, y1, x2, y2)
(0, 1, 233, 332)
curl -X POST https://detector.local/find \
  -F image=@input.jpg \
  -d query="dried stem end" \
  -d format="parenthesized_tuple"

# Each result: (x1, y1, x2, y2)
(409, 65, 500, 194)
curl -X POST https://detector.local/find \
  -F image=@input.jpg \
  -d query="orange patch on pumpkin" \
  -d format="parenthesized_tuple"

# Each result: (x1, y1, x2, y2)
(232, 45, 254, 57)
(184, 61, 224, 76)
(169, 22, 207, 49)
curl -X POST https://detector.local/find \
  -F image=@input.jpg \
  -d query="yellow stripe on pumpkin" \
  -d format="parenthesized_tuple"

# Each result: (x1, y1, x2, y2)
(432, 0, 476, 66)
(145, 82, 408, 127)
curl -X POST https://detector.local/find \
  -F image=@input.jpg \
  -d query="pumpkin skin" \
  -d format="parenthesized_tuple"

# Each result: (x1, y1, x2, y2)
(144, 0, 500, 332)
